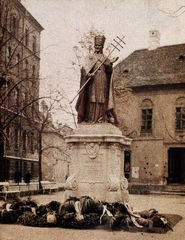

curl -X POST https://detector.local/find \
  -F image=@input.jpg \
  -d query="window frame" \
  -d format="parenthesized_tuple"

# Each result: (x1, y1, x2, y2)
(10, 15, 17, 35)
(141, 108, 153, 133)
(14, 128, 19, 150)
(175, 107, 185, 131)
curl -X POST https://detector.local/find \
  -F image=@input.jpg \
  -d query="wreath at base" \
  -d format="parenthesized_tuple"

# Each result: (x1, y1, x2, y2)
(0, 196, 173, 232)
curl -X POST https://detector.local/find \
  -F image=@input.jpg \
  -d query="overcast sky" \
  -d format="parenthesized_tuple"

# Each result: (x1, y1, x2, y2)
(21, 0, 185, 126)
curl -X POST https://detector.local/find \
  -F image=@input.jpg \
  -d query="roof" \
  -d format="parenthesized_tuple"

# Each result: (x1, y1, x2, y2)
(114, 43, 185, 88)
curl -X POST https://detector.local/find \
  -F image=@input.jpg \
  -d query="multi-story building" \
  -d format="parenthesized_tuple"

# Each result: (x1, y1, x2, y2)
(114, 30, 185, 188)
(0, 0, 43, 181)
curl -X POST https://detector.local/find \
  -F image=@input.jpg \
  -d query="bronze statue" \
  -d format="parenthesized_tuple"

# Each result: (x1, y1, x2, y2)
(75, 35, 119, 125)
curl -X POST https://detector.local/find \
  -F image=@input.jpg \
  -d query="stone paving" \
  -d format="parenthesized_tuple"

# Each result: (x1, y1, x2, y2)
(0, 192, 185, 240)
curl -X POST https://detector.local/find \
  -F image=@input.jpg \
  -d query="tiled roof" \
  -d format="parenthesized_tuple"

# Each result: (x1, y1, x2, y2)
(114, 43, 185, 88)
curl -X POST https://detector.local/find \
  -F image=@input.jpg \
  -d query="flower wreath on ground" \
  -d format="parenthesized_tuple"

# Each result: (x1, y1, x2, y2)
(0, 195, 173, 232)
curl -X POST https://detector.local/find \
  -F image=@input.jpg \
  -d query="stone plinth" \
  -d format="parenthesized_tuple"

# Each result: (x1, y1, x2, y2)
(64, 123, 132, 203)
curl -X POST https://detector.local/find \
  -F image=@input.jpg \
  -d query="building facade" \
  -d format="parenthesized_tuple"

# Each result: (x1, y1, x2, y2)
(114, 31, 185, 186)
(0, 0, 43, 181)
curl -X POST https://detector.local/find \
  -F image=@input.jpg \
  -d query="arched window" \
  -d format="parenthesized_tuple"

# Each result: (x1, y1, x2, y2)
(175, 97, 185, 130)
(140, 99, 153, 133)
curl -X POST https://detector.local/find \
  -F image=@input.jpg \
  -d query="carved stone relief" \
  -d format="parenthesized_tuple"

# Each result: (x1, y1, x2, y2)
(85, 142, 100, 159)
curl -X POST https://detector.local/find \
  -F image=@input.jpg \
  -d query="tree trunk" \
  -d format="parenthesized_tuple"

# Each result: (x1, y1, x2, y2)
(38, 132, 42, 190)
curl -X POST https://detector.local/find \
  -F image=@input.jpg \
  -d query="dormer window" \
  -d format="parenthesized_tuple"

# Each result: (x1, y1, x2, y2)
(123, 69, 129, 73)
(178, 55, 185, 61)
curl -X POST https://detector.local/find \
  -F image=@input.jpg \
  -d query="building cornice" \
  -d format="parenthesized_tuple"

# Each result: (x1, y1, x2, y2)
(12, 0, 44, 32)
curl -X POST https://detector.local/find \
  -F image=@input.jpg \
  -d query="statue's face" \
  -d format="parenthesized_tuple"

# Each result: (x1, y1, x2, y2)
(94, 43, 103, 53)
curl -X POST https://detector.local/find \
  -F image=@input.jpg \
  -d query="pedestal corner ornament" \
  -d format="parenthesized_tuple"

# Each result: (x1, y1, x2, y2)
(66, 173, 78, 190)
(120, 177, 129, 190)
(107, 176, 119, 191)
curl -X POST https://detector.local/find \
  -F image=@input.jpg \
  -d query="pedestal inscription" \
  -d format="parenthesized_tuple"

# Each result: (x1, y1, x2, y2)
(81, 159, 103, 182)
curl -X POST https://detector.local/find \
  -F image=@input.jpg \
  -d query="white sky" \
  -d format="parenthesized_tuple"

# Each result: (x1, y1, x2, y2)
(20, 0, 185, 126)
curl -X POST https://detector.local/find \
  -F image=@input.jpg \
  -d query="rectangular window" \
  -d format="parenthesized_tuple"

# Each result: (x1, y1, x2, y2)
(5, 127, 10, 149)
(25, 60, 29, 79)
(32, 36, 36, 52)
(176, 107, 185, 130)
(10, 16, 17, 34)
(16, 54, 20, 76)
(141, 109, 153, 133)
(30, 133, 34, 153)
(15, 128, 19, 149)
(32, 65, 35, 78)
(22, 130, 27, 151)
(15, 161, 19, 171)
(23, 162, 27, 176)
(7, 82, 11, 109)
(25, 29, 29, 46)
(7, 47, 11, 60)
(31, 163, 34, 176)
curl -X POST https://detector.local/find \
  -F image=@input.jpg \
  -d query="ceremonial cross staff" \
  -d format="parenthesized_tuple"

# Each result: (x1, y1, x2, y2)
(70, 36, 126, 104)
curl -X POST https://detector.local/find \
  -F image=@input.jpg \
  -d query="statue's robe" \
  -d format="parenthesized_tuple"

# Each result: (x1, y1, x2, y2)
(75, 52, 116, 124)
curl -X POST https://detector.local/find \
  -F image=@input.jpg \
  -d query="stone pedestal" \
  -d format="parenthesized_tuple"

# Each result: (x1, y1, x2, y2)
(64, 123, 132, 203)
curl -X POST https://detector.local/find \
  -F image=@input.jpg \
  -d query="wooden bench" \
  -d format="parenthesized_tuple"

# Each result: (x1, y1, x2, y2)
(0, 182, 20, 201)
(40, 181, 59, 194)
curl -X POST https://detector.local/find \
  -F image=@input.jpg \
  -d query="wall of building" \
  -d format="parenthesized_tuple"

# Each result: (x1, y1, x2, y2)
(115, 84, 185, 184)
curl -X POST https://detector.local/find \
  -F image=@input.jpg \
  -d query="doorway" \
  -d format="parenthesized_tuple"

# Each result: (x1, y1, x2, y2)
(124, 151, 131, 180)
(168, 148, 185, 183)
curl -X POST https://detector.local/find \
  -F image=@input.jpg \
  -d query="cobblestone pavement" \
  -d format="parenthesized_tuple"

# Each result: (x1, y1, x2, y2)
(0, 192, 185, 240)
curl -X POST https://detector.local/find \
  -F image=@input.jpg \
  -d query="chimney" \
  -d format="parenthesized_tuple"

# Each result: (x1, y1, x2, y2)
(149, 30, 160, 50)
